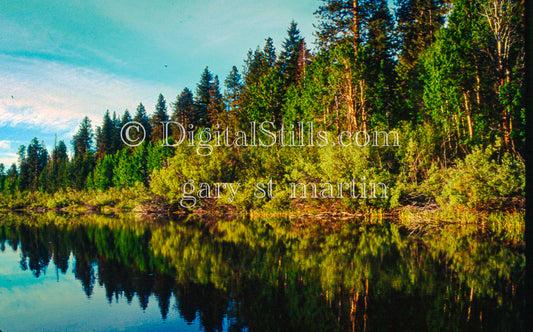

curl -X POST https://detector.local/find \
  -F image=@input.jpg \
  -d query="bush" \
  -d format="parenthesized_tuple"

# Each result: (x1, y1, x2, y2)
(150, 131, 394, 212)
(423, 145, 524, 209)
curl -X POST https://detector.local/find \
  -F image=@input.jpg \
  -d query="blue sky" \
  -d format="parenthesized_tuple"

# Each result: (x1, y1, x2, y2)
(0, 0, 319, 166)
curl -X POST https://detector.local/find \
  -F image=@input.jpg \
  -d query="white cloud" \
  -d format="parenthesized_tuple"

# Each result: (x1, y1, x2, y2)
(0, 152, 18, 167)
(0, 140, 11, 151)
(0, 54, 175, 132)
(0, 141, 21, 166)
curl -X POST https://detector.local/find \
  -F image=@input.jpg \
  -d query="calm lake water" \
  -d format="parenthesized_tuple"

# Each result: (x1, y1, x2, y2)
(0, 213, 525, 331)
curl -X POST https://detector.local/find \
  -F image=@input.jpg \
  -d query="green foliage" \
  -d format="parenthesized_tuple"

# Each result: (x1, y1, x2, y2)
(150, 139, 238, 205)
(90, 154, 115, 190)
(0, 0, 525, 215)
(133, 103, 152, 143)
(85, 182, 150, 210)
(151, 93, 169, 143)
(45, 188, 85, 210)
(72, 116, 94, 159)
(18, 137, 48, 191)
(224, 66, 243, 129)
(195, 67, 213, 127)
(278, 21, 304, 88)
(48, 140, 70, 192)
(207, 75, 225, 126)
(424, 144, 525, 209)
(96, 110, 121, 158)
(171, 88, 195, 128)
(394, 0, 449, 120)
(150, 131, 394, 212)
(113, 147, 145, 188)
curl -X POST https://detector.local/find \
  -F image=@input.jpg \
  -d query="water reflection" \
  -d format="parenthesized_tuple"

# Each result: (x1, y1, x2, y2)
(0, 213, 525, 331)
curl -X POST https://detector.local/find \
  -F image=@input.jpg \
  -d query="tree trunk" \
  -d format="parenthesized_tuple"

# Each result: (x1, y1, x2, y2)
(464, 92, 473, 139)
(352, 0, 359, 53)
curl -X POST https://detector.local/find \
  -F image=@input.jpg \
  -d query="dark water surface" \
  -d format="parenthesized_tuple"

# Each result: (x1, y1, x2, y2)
(0, 213, 525, 331)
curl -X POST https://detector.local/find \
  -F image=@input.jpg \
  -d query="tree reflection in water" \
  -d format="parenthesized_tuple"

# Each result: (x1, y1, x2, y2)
(0, 212, 525, 331)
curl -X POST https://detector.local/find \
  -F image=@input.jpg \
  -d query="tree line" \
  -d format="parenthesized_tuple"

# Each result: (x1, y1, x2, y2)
(0, 0, 524, 199)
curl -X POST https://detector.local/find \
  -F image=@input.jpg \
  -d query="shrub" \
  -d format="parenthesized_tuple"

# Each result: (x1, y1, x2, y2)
(424, 145, 524, 209)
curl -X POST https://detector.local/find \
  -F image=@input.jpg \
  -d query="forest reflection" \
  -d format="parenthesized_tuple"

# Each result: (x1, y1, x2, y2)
(0, 212, 525, 331)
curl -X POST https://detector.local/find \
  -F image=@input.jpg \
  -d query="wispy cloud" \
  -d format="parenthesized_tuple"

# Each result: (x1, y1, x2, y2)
(0, 140, 11, 151)
(0, 152, 18, 167)
(0, 55, 175, 132)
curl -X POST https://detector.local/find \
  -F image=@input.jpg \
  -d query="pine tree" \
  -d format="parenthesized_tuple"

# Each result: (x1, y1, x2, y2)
(195, 67, 213, 128)
(18, 137, 48, 191)
(172, 88, 195, 128)
(111, 111, 122, 154)
(364, 0, 397, 127)
(91, 154, 115, 190)
(71, 117, 95, 189)
(121, 109, 132, 126)
(0, 163, 4, 193)
(4, 164, 18, 194)
(50, 140, 69, 191)
(72, 116, 94, 160)
(146, 141, 172, 174)
(113, 150, 133, 187)
(263, 37, 277, 67)
(133, 103, 152, 143)
(240, 38, 284, 125)
(395, 0, 449, 121)
(207, 75, 226, 126)
(422, 0, 524, 154)
(113, 144, 150, 187)
(17, 145, 28, 191)
(295, 39, 312, 83)
(96, 110, 116, 159)
(314, 0, 363, 50)
(224, 66, 243, 129)
(314, 0, 374, 131)
(278, 21, 304, 88)
(151, 93, 169, 143)
(243, 38, 276, 88)
(283, 54, 330, 127)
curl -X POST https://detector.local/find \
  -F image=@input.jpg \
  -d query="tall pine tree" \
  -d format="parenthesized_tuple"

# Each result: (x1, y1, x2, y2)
(151, 93, 169, 143)
(278, 21, 304, 88)
(71, 116, 95, 189)
(224, 66, 243, 130)
(96, 110, 116, 159)
(133, 103, 152, 143)
(207, 75, 225, 126)
(172, 88, 195, 128)
(395, 0, 449, 121)
(195, 67, 213, 128)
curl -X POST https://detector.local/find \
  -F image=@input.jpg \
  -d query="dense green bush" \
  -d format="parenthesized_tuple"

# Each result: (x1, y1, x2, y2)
(150, 131, 395, 212)
(423, 144, 524, 209)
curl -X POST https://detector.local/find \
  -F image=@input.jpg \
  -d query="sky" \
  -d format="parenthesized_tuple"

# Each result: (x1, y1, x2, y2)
(0, 0, 320, 167)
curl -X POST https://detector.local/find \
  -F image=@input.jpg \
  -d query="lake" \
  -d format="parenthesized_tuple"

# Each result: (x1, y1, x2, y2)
(0, 212, 525, 331)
